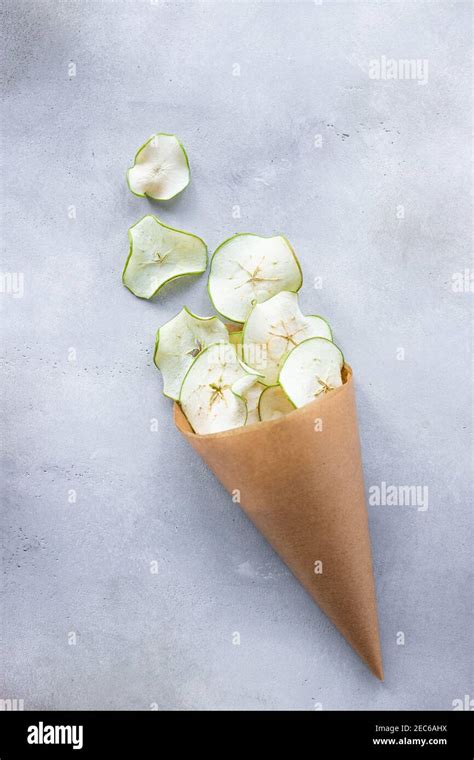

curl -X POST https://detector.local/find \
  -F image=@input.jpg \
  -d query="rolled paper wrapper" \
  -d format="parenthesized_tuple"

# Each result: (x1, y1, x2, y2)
(173, 362, 383, 680)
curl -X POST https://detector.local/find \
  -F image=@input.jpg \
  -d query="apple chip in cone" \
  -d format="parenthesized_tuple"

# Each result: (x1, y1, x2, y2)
(147, 234, 383, 678)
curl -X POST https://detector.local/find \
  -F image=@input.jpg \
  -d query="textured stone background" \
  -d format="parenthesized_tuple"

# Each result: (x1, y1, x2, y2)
(1, 0, 472, 710)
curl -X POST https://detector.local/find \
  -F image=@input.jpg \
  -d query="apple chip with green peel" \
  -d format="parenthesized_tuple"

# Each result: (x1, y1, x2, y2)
(208, 233, 302, 323)
(122, 215, 207, 300)
(127, 133, 190, 201)
(232, 374, 266, 425)
(179, 343, 249, 434)
(258, 384, 295, 421)
(154, 307, 229, 400)
(238, 358, 264, 378)
(279, 337, 344, 408)
(242, 291, 332, 385)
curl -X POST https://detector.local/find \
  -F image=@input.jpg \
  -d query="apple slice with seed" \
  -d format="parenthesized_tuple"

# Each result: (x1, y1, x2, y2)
(208, 233, 302, 323)
(154, 307, 229, 400)
(122, 215, 207, 299)
(242, 290, 332, 385)
(179, 343, 248, 434)
(127, 133, 190, 200)
(279, 337, 344, 408)
(258, 385, 295, 421)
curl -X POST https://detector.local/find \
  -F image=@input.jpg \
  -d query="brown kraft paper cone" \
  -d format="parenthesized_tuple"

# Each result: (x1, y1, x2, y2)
(173, 365, 384, 680)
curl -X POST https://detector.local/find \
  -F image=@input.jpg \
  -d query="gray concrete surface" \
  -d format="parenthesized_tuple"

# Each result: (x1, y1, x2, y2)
(1, 0, 472, 710)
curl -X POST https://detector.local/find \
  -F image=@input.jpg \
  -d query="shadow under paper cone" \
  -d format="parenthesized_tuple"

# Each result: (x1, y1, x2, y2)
(173, 366, 383, 680)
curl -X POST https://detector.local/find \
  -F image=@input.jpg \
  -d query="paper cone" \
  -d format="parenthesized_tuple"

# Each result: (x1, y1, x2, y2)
(173, 365, 383, 679)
